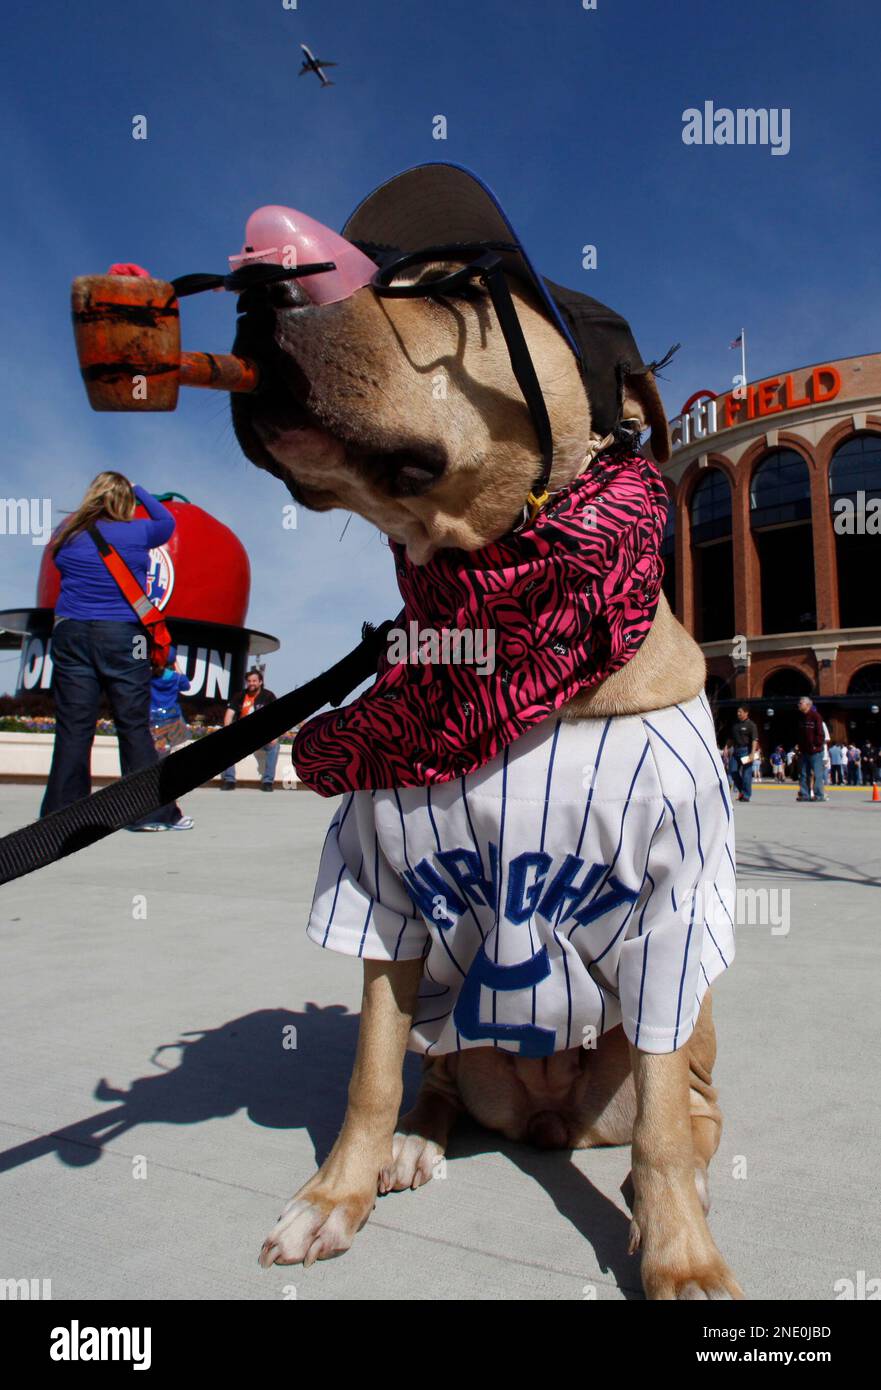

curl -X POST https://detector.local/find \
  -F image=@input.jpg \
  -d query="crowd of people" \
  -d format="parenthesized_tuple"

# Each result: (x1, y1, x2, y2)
(34, 469, 881, 825)
(40, 471, 286, 833)
(722, 697, 878, 803)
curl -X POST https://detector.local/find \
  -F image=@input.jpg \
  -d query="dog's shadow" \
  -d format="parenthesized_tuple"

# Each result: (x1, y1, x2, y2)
(444, 1121, 640, 1298)
(0, 1003, 639, 1296)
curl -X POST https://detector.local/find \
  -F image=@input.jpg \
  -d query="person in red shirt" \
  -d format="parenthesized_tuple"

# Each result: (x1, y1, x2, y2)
(220, 669, 279, 791)
(796, 696, 827, 802)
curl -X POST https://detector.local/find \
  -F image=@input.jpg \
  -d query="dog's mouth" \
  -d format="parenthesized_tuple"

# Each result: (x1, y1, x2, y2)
(230, 291, 447, 509)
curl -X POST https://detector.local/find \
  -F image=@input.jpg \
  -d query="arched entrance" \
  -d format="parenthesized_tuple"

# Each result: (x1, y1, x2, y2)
(846, 665, 881, 753)
(762, 667, 813, 758)
(750, 449, 816, 632)
(690, 469, 734, 641)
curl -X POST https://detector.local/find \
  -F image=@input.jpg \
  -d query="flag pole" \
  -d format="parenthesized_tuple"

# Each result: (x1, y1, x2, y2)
(740, 328, 747, 392)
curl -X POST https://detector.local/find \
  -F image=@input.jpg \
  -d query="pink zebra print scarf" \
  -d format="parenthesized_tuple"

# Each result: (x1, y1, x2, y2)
(292, 451, 669, 795)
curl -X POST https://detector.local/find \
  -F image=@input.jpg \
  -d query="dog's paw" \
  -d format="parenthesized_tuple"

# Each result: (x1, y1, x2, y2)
(630, 1215, 743, 1300)
(643, 1254, 744, 1301)
(628, 1177, 743, 1301)
(379, 1130, 445, 1193)
(258, 1188, 375, 1269)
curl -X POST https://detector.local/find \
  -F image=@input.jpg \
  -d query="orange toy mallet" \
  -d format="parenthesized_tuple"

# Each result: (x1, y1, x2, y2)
(71, 272, 260, 412)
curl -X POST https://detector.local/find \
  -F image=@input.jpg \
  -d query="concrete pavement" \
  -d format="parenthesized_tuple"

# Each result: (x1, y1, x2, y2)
(0, 781, 879, 1301)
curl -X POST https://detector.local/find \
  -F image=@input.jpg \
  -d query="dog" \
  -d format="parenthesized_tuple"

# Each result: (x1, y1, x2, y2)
(230, 166, 742, 1300)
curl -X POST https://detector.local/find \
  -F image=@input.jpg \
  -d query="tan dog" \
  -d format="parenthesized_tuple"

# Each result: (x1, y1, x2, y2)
(231, 254, 742, 1300)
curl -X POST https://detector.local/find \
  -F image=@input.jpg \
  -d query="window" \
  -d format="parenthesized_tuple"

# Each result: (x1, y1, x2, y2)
(829, 434, 881, 501)
(848, 665, 881, 697)
(690, 470, 734, 640)
(763, 668, 813, 698)
(750, 450, 816, 633)
(830, 435, 881, 629)
(750, 449, 811, 529)
(690, 469, 732, 546)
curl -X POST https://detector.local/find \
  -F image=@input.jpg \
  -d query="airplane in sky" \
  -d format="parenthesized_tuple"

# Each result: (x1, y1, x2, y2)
(298, 44, 337, 88)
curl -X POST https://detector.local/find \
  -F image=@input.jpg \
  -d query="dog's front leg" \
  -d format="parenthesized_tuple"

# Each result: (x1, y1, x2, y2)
(628, 1045, 743, 1300)
(259, 957, 423, 1269)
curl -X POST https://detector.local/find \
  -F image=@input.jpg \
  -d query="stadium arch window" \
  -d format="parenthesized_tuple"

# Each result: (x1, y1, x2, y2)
(660, 488, 676, 612)
(763, 667, 813, 698)
(691, 469, 732, 544)
(762, 667, 814, 752)
(830, 433, 881, 499)
(830, 434, 881, 629)
(846, 665, 881, 746)
(750, 449, 816, 633)
(750, 449, 812, 528)
(848, 664, 881, 697)
(690, 469, 734, 642)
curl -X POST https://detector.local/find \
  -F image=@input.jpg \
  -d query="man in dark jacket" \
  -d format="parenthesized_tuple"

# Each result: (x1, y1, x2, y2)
(220, 668, 279, 791)
(730, 706, 759, 803)
(797, 696, 826, 802)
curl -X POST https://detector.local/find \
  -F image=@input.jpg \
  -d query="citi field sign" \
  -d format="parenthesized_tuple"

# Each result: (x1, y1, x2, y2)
(672, 363, 843, 451)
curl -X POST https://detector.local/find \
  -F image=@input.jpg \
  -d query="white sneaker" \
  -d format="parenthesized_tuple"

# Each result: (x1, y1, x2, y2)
(129, 816, 194, 832)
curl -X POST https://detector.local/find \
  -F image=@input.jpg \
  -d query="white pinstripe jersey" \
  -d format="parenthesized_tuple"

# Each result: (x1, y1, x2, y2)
(306, 693, 736, 1056)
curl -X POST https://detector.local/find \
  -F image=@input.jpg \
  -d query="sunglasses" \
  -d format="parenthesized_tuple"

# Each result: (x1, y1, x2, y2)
(173, 240, 557, 520)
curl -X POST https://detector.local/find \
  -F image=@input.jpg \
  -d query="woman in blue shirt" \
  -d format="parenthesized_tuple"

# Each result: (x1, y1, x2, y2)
(41, 472, 192, 830)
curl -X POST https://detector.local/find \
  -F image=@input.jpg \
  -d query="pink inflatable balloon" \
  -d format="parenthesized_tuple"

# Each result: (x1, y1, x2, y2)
(230, 206, 377, 305)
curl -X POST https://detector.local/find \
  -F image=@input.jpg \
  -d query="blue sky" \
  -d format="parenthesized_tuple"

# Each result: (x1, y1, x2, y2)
(2, 0, 879, 694)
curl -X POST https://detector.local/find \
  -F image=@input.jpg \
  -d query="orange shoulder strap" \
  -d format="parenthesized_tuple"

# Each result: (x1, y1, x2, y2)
(87, 525, 166, 630)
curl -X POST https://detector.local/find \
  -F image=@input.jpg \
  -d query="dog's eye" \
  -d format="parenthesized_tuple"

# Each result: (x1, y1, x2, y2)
(390, 464, 441, 495)
(405, 263, 485, 303)
(433, 283, 485, 304)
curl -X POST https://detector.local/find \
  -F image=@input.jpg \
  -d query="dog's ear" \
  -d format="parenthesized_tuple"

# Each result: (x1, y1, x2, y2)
(621, 369, 670, 464)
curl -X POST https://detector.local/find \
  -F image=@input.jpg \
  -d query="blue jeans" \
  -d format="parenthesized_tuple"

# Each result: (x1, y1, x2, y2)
(41, 619, 180, 825)
(799, 751, 826, 799)
(222, 740, 279, 785)
(731, 750, 753, 800)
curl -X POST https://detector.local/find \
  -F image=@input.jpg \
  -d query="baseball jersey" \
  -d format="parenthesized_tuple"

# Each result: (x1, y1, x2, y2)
(306, 692, 736, 1056)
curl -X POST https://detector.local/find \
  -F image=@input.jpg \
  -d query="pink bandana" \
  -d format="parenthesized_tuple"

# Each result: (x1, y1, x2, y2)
(293, 452, 668, 795)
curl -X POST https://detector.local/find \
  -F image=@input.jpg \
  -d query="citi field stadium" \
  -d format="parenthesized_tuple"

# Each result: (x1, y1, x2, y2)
(653, 354, 881, 749)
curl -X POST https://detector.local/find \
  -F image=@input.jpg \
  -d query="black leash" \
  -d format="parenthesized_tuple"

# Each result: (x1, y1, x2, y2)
(0, 620, 393, 887)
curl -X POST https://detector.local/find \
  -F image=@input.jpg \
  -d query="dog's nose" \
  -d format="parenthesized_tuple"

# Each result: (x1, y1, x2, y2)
(230, 206, 377, 306)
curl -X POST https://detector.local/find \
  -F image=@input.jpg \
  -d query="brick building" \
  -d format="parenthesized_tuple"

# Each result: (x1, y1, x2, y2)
(655, 352, 881, 753)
